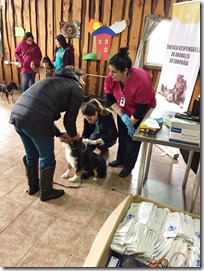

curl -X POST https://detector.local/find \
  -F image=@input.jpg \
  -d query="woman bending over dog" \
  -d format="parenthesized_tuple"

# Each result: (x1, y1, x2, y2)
(9, 66, 85, 201)
(81, 98, 118, 160)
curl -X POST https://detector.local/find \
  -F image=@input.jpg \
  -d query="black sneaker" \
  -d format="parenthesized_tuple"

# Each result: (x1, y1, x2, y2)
(108, 160, 123, 167)
(118, 168, 132, 178)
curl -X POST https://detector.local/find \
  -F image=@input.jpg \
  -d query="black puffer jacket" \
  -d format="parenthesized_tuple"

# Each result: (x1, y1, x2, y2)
(9, 68, 83, 137)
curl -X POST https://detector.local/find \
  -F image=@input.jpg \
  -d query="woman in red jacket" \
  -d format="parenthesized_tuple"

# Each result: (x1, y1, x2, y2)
(14, 32, 42, 92)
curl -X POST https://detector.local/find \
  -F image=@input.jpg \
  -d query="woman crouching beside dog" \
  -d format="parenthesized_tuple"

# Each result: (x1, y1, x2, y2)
(81, 99, 118, 160)
(9, 66, 85, 201)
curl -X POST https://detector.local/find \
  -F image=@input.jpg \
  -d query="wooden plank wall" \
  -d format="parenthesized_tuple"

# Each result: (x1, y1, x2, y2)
(0, 0, 200, 110)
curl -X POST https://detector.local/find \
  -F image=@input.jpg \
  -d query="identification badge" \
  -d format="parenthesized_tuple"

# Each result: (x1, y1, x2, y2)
(120, 97, 126, 107)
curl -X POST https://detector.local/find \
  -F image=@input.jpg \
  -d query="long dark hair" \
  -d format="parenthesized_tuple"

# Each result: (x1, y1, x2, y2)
(82, 99, 112, 117)
(42, 56, 54, 69)
(55, 34, 67, 49)
(23, 32, 34, 41)
(109, 47, 132, 72)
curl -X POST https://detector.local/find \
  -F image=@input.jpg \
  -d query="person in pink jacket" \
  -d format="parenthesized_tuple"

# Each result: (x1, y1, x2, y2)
(104, 47, 156, 178)
(14, 32, 42, 92)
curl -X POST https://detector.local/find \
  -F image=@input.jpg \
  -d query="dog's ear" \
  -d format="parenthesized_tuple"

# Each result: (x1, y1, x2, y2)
(12, 82, 18, 89)
(72, 137, 83, 150)
(7, 82, 18, 91)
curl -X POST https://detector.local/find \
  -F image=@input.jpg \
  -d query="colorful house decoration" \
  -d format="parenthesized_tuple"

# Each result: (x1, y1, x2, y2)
(83, 19, 126, 61)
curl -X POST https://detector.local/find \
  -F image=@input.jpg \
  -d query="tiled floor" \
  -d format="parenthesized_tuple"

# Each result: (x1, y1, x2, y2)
(0, 90, 200, 267)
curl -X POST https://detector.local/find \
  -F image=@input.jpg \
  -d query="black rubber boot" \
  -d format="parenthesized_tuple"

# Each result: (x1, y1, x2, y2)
(40, 164, 64, 201)
(23, 156, 40, 195)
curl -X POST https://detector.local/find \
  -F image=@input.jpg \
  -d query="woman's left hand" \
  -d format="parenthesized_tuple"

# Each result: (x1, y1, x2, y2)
(59, 133, 72, 144)
(127, 124, 136, 137)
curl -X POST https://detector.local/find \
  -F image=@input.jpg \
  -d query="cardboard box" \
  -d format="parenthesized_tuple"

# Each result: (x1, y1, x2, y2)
(83, 195, 200, 267)
(168, 118, 200, 146)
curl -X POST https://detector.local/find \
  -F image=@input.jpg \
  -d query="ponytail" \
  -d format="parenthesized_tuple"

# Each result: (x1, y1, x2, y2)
(109, 47, 132, 72)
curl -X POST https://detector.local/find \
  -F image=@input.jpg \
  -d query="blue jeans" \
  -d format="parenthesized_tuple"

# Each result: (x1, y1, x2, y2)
(22, 73, 36, 92)
(14, 125, 55, 171)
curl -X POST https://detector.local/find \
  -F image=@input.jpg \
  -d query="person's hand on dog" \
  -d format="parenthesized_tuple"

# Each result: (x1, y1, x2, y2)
(59, 132, 81, 144)
(95, 138, 105, 145)
(82, 138, 97, 145)
(59, 133, 72, 143)
(71, 133, 81, 142)
(82, 138, 105, 145)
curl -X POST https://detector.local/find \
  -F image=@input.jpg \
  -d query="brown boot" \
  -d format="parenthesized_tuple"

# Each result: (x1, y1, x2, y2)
(40, 164, 64, 201)
(23, 156, 40, 195)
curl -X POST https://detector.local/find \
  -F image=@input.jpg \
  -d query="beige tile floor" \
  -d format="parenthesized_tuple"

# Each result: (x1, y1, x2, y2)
(0, 90, 200, 267)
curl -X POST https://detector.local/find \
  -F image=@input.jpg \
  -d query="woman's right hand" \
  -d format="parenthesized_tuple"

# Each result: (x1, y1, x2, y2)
(71, 133, 81, 142)
(59, 133, 72, 143)
(59, 133, 81, 144)
(16, 62, 22, 68)
(30, 61, 35, 68)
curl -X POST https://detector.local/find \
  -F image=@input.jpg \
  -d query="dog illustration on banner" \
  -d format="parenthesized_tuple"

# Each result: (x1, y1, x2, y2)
(159, 74, 187, 108)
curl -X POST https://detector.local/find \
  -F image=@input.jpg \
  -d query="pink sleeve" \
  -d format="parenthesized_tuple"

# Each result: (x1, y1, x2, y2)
(104, 73, 113, 94)
(14, 43, 23, 63)
(133, 71, 155, 105)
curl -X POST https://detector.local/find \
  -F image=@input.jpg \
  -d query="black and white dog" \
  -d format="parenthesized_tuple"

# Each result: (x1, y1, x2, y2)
(61, 138, 107, 182)
(0, 82, 18, 103)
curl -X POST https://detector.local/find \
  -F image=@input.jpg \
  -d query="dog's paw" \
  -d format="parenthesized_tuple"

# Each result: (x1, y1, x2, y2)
(61, 173, 68, 179)
(68, 175, 79, 182)
(93, 176, 98, 181)
(61, 170, 70, 179)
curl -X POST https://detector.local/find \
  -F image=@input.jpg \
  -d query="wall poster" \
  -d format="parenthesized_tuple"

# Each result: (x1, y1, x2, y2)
(156, 1, 200, 113)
